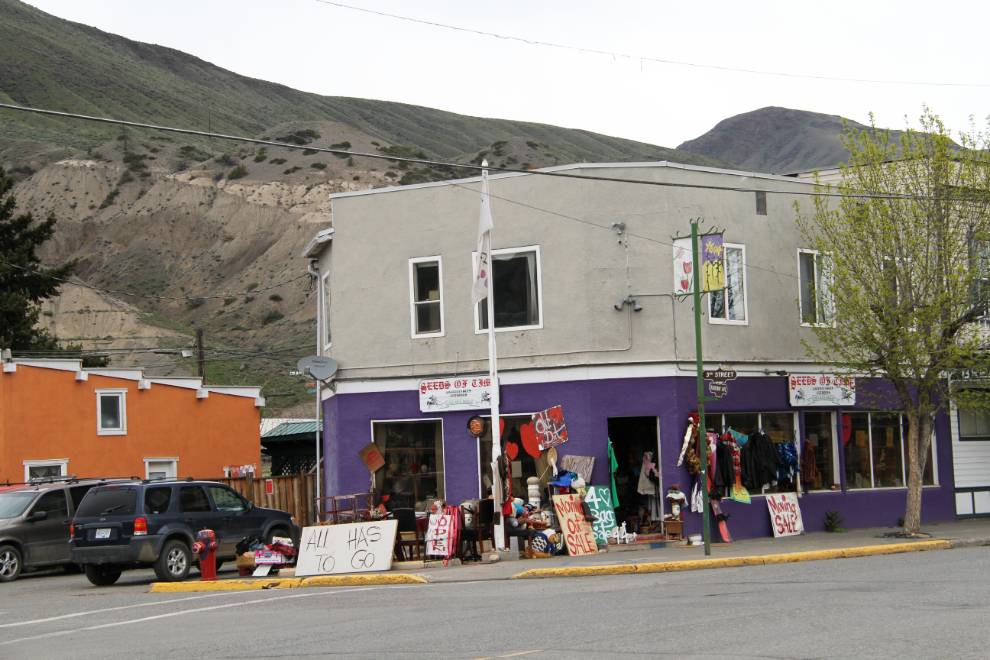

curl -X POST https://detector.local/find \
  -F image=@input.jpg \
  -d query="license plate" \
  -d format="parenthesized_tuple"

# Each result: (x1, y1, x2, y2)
(95, 528, 112, 539)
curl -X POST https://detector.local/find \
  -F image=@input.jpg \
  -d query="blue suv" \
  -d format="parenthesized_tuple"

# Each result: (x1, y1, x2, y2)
(70, 479, 299, 585)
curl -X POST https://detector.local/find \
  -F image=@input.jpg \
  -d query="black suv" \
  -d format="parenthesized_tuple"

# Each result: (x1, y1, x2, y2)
(70, 479, 299, 585)
(0, 478, 107, 582)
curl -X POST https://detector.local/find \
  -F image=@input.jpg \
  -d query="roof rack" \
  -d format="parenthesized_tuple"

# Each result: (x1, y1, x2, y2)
(0, 475, 143, 489)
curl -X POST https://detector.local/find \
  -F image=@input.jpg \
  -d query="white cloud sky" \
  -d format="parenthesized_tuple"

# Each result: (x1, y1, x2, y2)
(22, 0, 990, 149)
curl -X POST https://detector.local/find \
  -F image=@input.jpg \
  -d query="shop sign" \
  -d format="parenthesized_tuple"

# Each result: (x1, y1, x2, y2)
(766, 493, 804, 538)
(552, 494, 597, 555)
(583, 486, 617, 545)
(788, 374, 856, 407)
(703, 366, 737, 399)
(425, 511, 454, 557)
(419, 377, 495, 412)
(295, 521, 398, 576)
(533, 405, 569, 451)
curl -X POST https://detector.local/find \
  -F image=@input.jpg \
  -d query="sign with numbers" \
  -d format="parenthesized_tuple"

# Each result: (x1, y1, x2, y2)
(583, 486, 617, 545)
(552, 494, 597, 556)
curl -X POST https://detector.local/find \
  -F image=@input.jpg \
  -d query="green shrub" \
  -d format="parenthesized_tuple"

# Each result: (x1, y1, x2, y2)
(253, 149, 268, 163)
(268, 294, 283, 302)
(526, 141, 539, 149)
(384, 171, 398, 179)
(311, 162, 327, 170)
(228, 164, 248, 180)
(122, 152, 148, 171)
(262, 309, 285, 325)
(118, 172, 134, 185)
(223, 297, 237, 306)
(302, 149, 317, 156)
(330, 141, 351, 150)
(283, 166, 302, 175)
(98, 189, 119, 209)
(824, 510, 847, 533)
(185, 299, 204, 310)
(243, 296, 255, 304)
(246, 282, 259, 291)
(353, 175, 360, 181)
(270, 158, 287, 165)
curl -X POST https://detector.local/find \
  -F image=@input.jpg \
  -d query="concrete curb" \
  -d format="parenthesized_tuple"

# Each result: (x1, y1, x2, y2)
(149, 573, 427, 593)
(511, 540, 953, 580)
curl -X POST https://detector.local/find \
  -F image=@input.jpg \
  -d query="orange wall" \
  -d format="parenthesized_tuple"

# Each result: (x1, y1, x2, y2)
(0, 365, 261, 483)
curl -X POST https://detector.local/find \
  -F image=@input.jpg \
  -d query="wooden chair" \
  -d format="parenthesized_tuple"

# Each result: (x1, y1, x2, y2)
(392, 508, 422, 561)
(471, 499, 495, 557)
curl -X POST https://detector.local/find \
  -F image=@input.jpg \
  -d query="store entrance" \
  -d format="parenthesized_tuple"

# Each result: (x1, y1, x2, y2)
(607, 416, 660, 532)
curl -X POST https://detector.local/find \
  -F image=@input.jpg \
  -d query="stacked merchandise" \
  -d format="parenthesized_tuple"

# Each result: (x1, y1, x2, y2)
(235, 536, 297, 576)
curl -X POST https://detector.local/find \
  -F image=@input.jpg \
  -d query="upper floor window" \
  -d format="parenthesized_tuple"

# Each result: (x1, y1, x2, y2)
(322, 271, 331, 349)
(96, 389, 127, 435)
(409, 257, 444, 338)
(709, 243, 747, 324)
(959, 409, 990, 441)
(799, 249, 833, 326)
(755, 191, 767, 216)
(475, 246, 543, 332)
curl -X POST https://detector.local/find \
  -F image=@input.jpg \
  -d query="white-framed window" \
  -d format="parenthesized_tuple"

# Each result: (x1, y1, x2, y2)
(96, 389, 127, 435)
(144, 458, 178, 480)
(23, 459, 68, 482)
(959, 409, 990, 441)
(473, 245, 543, 333)
(798, 249, 834, 326)
(844, 412, 937, 489)
(321, 271, 331, 349)
(704, 412, 798, 496)
(709, 243, 748, 325)
(370, 419, 445, 509)
(409, 256, 445, 338)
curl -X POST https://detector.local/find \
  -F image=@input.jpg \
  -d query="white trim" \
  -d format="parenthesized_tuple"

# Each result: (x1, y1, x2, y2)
(95, 388, 127, 435)
(301, 227, 334, 259)
(322, 271, 332, 351)
(708, 242, 749, 326)
(798, 249, 834, 328)
(23, 459, 68, 481)
(3, 363, 16, 373)
(196, 388, 209, 399)
(408, 256, 445, 339)
(75, 371, 88, 381)
(472, 245, 544, 334)
(369, 417, 446, 501)
(143, 457, 178, 480)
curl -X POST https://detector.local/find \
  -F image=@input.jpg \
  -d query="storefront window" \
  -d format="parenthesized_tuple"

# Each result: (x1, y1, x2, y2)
(478, 416, 551, 503)
(803, 411, 836, 490)
(373, 421, 444, 511)
(706, 412, 797, 495)
(845, 412, 907, 489)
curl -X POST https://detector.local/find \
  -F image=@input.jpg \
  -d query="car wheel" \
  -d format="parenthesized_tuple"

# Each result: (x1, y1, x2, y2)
(155, 540, 191, 582)
(84, 565, 122, 586)
(0, 545, 22, 583)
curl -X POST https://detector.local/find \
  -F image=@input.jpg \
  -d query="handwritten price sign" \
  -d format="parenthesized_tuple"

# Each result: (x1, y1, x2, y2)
(583, 486, 617, 545)
(766, 493, 804, 538)
(552, 494, 597, 556)
(295, 521, 398, 576)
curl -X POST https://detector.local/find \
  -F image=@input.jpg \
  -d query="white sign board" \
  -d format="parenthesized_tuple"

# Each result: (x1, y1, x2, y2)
(766, 493, 804, 538)
(673, 238, 693, 296)
(295, 521, 398, 576)
(788, 374, 856, 407)
(419, 377, 495, 412)
(425, 512, 454, 557)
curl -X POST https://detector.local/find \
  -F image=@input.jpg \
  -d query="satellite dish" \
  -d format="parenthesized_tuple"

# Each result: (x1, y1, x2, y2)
(297, 356, 338, 381)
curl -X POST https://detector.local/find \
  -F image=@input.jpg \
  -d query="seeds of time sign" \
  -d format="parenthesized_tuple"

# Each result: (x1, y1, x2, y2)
(788, 374, 856, 407)
(419, 377, 495, 412)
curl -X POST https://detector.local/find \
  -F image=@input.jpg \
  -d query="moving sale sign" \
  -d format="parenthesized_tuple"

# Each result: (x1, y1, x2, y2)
(766, 493, 804, 538)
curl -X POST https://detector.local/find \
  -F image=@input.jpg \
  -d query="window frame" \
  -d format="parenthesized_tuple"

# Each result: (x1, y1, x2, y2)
(321, 270, 332, 350)
(755, 191, 768, 216)
(706, 411, 800, 496)
(95, 388, 127, 435)
(472, 245, 544, 334)
(408, 256, 445, 339)
(958, 408, 990, 441)
(23, 459, 68, 482)
(798, 249, 834, 327)
(369, 417, 446, 506)
(143, 457, 178, 480)
(708, 242, 749, 326)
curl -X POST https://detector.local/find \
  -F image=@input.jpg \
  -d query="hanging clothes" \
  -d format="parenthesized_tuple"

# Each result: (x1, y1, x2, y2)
(802, 439, 818, 482)
(740, 430, 780, 491)
(637, 452, 660, 496)
(607, 438, 620, 507)
(714, 435, 735, 489)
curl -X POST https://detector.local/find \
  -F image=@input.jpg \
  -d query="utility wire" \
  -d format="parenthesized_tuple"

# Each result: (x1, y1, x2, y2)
(0, 102, 957, 201)
(312, 0, 990, 88)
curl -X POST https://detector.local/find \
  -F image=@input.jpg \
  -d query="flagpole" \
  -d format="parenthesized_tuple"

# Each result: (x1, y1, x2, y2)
(483, 162, 505, 551)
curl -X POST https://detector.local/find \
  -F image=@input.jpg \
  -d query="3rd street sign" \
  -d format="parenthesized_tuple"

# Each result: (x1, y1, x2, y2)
(703, 366, 737, 399)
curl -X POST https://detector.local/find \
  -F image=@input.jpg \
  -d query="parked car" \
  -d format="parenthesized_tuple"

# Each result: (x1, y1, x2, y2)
(70, 478, 299, 586)
(0, 477, 107, 582)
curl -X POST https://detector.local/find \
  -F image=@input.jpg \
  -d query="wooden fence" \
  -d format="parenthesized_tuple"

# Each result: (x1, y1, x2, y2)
(209, 472, 318, 527)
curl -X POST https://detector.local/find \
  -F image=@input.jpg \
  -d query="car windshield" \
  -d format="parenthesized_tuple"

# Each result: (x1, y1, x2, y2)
(75, 488, 138, 517)
(0, 492, 38, 518)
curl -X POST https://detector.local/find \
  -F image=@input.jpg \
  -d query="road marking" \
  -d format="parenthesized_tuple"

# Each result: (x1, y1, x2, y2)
(467, 652, 541, 660)
(0, 588, 375, 646)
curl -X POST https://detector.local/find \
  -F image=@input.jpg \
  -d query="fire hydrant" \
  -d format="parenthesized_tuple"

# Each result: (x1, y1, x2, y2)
(191, 529, 219, 582)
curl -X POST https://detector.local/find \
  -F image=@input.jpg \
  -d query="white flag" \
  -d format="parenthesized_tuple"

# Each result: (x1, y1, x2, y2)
(471, 163, 494, 306)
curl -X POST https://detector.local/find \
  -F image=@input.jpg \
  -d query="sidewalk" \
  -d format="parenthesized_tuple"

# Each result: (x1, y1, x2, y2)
(148, 518, 990, 592)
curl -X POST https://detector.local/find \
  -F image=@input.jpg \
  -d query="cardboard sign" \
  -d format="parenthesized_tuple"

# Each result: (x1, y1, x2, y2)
(533, 406, 569, 451)
(552, 494, 597, 556)
(295, 521, 398, 576)
(559, 455, 595, 482)
(425, 512, 454, 557)
(583, 486, 617, 545)
(358, 443, 386, 474)
(766, 493, 804, 538)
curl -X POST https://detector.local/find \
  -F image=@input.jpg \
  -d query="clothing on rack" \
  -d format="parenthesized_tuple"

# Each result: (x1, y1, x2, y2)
(740, 430, 780, 491)
(802, 439, 818, 482)
(714, 435, 735, 488)
(637, 452, 660, 496)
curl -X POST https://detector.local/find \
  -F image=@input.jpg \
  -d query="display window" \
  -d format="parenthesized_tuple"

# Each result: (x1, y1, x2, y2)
(477, 415, 551, 503)
(803, 411, 838, 490)
(843, 412, 936, 489)
(373, 420, 445, 511)
(703, 412, 799, 495)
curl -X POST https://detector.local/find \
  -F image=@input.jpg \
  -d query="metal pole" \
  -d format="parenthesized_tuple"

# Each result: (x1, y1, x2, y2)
(691, 221, 712, 556)
(484, 164, 504, 552)
(196, 328, 206, 384)
(315, 380, 321, 521)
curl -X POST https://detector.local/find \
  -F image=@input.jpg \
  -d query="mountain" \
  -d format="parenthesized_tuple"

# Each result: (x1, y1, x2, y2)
(676, 106, 896, 174)
(0, 0, 733, 170)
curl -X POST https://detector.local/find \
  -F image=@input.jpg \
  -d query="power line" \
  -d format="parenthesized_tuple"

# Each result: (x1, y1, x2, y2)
(0, 102, 954, 201)
(312, 0, 990, 88)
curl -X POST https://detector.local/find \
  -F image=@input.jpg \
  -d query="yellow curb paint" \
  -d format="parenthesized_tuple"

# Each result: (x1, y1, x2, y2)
(298, 574, 427, 587)
(512, 540, 954, 580)
(149, 578, 301, 593)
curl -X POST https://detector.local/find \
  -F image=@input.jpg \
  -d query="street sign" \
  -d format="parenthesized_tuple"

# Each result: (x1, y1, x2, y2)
(297, 356, 338, 381)
(703, 366, 737, 399)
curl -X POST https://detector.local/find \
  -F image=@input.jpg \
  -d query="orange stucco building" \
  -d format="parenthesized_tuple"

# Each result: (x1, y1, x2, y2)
(0, 359, 264, 483)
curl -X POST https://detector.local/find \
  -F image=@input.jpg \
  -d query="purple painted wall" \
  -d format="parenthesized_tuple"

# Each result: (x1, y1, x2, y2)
(322, 375, 955, 540)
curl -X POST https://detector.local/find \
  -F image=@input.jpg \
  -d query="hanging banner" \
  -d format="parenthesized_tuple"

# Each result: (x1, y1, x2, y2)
(673, 238, 693, 295)
(788, 374, 856, 406)
(552, 494, 598, 555)
(296, 521, 398, 576)
(583, 486, 617, 545)
(766, 493, 804, 537)
(419, 377, 495, 412)
(701, 233, 725, 292)
(533, 405, 569, 451)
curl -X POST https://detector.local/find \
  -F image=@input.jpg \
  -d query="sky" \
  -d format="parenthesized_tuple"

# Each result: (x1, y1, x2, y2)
(22, 0, 990, 150)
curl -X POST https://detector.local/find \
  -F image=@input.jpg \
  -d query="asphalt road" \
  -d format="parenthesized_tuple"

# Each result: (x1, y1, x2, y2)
(1, 547, 988, 659)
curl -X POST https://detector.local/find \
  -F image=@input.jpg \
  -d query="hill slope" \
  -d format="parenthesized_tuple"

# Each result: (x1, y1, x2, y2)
(0, 0, 733, 169)
(676, 106, 896, 174)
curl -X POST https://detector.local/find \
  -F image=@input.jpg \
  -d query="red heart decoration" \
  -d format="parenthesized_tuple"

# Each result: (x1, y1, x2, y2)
(520, 422, 542, 459)
(500, 418, 505, 436)
(505, 442, 519, 460)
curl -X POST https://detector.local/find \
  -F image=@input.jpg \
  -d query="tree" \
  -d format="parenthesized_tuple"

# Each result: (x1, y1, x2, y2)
(0, 166, 76, 353)
(797, 108, 990, 536)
